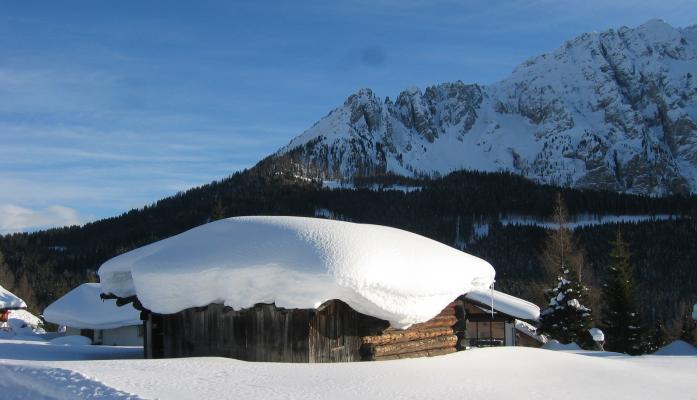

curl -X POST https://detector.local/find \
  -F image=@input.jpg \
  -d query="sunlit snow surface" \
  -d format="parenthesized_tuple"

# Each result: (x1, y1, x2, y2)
(99, 216, 495, 328)
(1, 338, 696, 400)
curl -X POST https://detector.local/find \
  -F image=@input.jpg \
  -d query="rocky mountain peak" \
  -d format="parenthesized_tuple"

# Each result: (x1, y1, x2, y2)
(277, 20, 697, 195)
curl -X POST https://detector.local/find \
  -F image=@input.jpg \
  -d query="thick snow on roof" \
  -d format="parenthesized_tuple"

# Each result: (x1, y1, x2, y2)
(43, 283, 141, 330)
(98, 216, 495, 328)
(515, 319, 547, 344)
(464, 289, 540, 321)
(0, 284, 26, 309)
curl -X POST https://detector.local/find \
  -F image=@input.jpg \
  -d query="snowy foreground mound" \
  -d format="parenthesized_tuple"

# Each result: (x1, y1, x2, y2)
(43, 283, 141, 330)
(99, 216, 495, 328)
(1, 341, 695, 400)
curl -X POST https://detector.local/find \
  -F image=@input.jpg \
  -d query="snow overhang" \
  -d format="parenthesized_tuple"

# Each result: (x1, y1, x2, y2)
(98, 216, 496, 329)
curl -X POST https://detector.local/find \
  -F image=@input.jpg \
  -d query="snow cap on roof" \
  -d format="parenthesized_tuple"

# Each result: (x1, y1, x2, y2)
(464, 289, 540, 321)
(43, 283, 141, 330)
(0, 284, 26, 309)
(98, 216, 496, 328)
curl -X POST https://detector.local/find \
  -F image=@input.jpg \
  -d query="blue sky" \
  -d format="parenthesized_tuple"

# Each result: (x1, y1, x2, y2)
(1, 0, 696, 233)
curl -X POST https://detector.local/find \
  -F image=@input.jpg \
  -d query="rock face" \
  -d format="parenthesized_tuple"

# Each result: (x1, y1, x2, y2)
(277, 19, 697, 195)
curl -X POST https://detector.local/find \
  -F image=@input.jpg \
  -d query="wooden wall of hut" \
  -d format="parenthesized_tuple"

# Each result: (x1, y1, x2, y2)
(360, 300, 464, 361)
(145, 299, 465, 362)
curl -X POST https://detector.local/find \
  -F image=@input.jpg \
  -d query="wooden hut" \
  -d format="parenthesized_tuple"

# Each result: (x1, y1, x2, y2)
(98, 216, 539, 362)
(120, 289, 539, 361)
(461, 289, 541, 348)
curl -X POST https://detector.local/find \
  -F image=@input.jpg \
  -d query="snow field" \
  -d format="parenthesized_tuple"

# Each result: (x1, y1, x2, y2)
(1, 340, 696, 400)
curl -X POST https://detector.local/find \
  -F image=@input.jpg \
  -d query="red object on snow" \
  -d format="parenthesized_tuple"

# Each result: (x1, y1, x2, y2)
(0, 310, 9, 322)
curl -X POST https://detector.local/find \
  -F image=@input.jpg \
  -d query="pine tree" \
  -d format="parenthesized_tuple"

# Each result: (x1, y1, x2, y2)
(644, 321, 668, 353)
(0, 251, 16, 291)
(538, 194, 594, 348)
(679, 310, 697, 345)
(600, 230, 643, 354)
(15, 273, 37, 313)
(210, 199, 226, 222)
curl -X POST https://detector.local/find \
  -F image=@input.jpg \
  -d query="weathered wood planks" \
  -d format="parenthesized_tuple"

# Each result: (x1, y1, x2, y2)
(146, 298, 465, 362)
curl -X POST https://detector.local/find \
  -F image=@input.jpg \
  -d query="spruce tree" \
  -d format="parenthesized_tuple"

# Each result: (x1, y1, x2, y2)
(644, 321, 667, 353)
(538, 195, 594, 347)
(0, 251, 15, 291)
(210, 199, 226, 221)
(679, 310, 697, 345)
(600, 230, 643, 354)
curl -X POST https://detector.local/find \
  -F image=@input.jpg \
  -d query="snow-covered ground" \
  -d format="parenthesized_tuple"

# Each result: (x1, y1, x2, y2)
(0, 338, 695, 400)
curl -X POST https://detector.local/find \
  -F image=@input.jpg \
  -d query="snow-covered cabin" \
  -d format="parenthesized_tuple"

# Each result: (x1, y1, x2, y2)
(461, 289, 541, 348)
(1, 284, 26, 323)
(43, 283, 143, 346)
(97, 216, 539, 361)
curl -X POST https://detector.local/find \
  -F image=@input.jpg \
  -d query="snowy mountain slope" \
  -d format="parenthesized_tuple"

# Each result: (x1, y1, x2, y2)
(278, 19, 697, 195)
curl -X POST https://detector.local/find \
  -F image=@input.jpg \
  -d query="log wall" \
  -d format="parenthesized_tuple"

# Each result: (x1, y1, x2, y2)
(146, 299, 465, 362)
(360, 300, 465, 361)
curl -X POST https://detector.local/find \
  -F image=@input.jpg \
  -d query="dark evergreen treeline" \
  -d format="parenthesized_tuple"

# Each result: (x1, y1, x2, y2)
(0, 157, 695, 339)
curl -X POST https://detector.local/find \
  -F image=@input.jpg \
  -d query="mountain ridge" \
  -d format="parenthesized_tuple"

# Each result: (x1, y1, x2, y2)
(276, 19, 697, 196)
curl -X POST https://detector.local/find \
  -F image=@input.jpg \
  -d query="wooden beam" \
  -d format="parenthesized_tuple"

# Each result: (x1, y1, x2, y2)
(367, 334, 458, 357)
(362, 327, 455, 345)
(373, 346, 457, 361)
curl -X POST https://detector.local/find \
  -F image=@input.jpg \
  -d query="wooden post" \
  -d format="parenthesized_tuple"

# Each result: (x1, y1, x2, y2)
(145, 315, 153, 359)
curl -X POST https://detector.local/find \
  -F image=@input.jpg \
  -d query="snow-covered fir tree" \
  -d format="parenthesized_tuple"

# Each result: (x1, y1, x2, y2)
(538, 195, 594, 348)
(600, 231, 643, 355)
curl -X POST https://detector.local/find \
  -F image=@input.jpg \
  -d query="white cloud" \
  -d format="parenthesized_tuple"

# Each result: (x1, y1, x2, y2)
(0, 204, 86, 234)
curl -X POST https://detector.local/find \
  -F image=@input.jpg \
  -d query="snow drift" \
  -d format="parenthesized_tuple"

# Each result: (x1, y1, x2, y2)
(98, 216, 496, 328)
(43, 283, 141, 330)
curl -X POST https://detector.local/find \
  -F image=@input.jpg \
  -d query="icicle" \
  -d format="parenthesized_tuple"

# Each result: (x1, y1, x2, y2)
(490, 281, 495, 319)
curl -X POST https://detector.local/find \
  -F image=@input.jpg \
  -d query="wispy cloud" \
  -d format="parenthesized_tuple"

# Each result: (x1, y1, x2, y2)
(1, 1, 696, 233)
(0, 204, 87, 234)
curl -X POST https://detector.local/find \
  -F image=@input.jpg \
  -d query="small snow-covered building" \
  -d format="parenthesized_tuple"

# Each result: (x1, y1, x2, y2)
(1, 284, 27, 325)
(98, 216, 536, 362)
(44, 283, 143, 346)
(0, 284, 44, 336)
(461, 289, 541, 348)
(1, 284, 26, 310)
